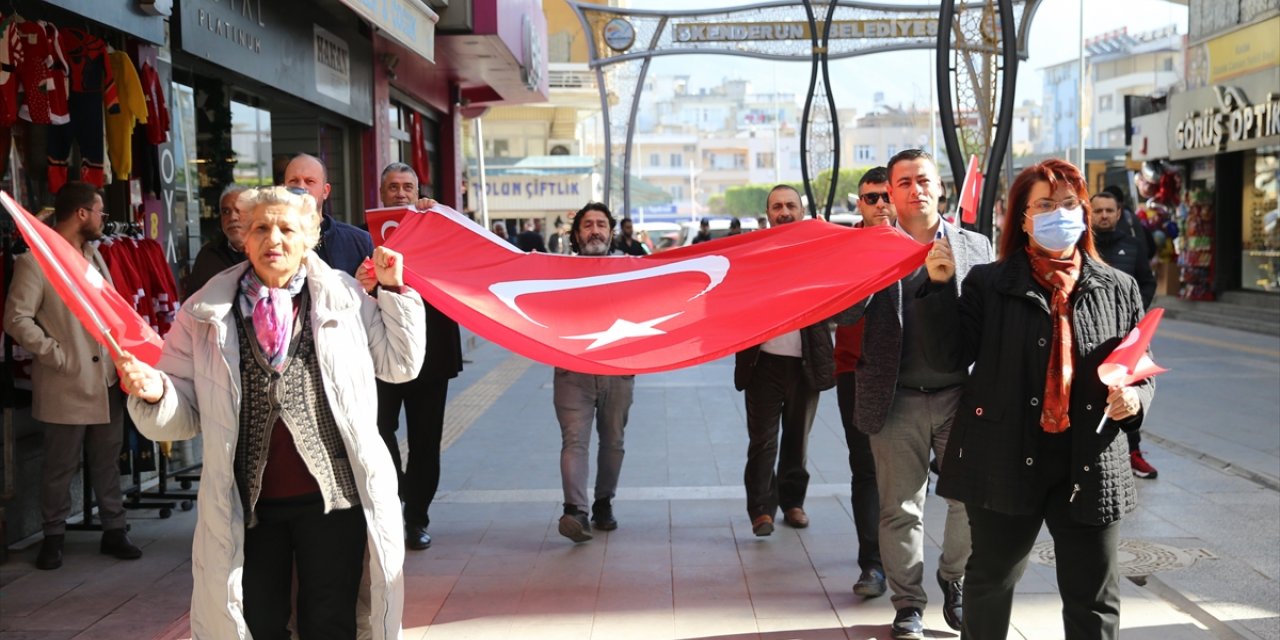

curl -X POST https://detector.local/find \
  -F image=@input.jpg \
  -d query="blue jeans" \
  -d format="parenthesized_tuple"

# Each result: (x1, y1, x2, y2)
(553, 368, 634, 511)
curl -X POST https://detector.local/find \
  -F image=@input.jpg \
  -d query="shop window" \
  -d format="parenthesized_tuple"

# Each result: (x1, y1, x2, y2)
(230, 99, 272, 187)
(388, 99, 442, 197)
(1242, 149, 1279, 292)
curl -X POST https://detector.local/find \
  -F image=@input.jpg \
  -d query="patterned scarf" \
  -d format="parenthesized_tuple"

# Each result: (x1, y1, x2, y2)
(238, 266, 308, 371)
(1026, 246, 1081, 433)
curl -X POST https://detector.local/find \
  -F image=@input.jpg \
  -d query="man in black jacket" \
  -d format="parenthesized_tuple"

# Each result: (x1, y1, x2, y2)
(614, 217, 648, 256)
(283, 153, 373, 276)
(372, 163, 465, 550)
(1091, 191, 1159, 479)
(734, 185, 835, 538)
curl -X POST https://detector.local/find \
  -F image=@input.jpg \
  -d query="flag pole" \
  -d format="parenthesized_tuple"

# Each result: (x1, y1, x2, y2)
(0, 192, 119, 359)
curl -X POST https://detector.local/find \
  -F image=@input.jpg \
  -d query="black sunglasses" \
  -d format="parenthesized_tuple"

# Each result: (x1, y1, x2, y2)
(860, 192, 890, 205)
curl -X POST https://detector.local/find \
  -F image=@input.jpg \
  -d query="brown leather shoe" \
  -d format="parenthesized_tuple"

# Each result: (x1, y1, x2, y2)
(783, 507, 810, 528)
(751, 514, 774, 537)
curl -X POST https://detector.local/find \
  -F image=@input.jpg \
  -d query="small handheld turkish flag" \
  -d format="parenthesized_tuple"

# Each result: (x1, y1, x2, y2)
(1095, 308, 1168, 432)
(366, 206, 414, 247)
(957, 155, 983, 225)
(0, 191, 164, 366)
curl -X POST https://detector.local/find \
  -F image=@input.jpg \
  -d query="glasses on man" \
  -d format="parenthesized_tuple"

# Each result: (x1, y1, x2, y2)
(1026, 196, 1082, 215)
(860, 192, 890, 205)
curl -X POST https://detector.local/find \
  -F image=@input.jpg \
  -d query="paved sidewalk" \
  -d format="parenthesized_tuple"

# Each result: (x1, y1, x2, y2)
(2, 320, 1277, 639)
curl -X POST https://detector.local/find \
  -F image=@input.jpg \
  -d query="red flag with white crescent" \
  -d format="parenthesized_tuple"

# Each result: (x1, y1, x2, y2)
(958, 154, 983, 225)
(0, 192, 164, 366)
(366, 206, 410, 247)
(1098, 308, 1168, 386)
(384, 205, 930, 375)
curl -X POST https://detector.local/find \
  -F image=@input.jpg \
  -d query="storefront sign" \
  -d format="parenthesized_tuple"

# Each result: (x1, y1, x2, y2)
(484, 175, 588, 213)
(176, 0, 373, 124)
(1169, 68, 1280, 159)
(336, 0, 437, 63)
(672, 19, 938, 43)
(314, 26, 352, 105)
(1187, 16, 1280, 89)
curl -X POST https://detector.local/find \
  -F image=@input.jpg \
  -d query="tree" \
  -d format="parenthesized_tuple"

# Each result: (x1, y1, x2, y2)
(707, 194, 727, 215)
(722, 184, 773, 217)
(811, 167, 867, 213)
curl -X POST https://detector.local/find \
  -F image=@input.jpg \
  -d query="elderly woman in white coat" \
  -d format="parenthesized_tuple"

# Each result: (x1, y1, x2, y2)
(114, 186, 424, 640)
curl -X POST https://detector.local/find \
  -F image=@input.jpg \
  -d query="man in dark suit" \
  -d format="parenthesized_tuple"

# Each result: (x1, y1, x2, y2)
(846, 150, 993, 639)
(372, 162, 464, 550)
(517, 220, 548, 252)
(1091, 190, 1159, 480)
(734, 185, 836, 538)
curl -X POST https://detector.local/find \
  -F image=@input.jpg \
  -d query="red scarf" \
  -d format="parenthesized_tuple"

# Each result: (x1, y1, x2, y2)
(1026, 247, 1082, 433)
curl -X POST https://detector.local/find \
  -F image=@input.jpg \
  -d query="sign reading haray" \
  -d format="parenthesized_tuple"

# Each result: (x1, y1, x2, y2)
(673, 19, 939, 43)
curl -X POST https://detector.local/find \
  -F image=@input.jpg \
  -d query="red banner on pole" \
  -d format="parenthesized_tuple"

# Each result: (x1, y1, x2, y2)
(958, 154, 983, 225)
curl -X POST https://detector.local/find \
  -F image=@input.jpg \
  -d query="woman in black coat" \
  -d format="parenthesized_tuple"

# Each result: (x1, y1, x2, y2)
(919, 158, 1155, 640)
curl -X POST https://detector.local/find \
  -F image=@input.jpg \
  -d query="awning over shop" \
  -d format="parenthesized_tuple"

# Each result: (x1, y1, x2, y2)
(339, 0, 438, 63)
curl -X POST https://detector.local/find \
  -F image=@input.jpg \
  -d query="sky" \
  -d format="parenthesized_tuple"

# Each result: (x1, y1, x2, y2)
(622, 0, 1189, 115)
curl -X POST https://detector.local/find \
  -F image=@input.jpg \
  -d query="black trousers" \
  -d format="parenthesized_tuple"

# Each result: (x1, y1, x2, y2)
(836, 372, 882, 572)
(743, 352, 818, 519)
(242, 497, 367, 640)
(376, 376, 449, 528)
(962, 432, 1121, 640)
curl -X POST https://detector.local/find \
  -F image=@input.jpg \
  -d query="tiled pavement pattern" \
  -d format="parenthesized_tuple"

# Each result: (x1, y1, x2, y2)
(2, 318, 1277, 639)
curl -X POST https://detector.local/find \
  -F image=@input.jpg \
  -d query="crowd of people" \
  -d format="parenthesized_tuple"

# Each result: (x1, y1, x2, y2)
(4, 148, 1160, 640)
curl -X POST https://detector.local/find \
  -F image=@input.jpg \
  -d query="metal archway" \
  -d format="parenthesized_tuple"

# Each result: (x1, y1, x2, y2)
(937, 0, 1030, 236)
(569, 0, 1040, 233)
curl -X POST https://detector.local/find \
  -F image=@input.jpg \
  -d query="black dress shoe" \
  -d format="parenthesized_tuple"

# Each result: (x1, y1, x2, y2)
(406, 525, 432, 550)
(891, 607, 924, 640)
(100, 529, 143, 560)
(937, 570, 964, 631)
(853, 567, 886, 598)
(590, 499, 617, 531)
(36, 534, 64, 570)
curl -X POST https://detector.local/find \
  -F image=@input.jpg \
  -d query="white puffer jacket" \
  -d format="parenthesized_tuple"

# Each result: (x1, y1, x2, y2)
(128, 255, 425, 640)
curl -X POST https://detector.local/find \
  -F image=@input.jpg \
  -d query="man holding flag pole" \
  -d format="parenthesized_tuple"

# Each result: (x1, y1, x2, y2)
(3, 182, 143, 570)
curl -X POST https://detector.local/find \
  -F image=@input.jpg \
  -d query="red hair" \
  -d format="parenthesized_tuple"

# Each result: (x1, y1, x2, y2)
(998, 158, 1100, 262)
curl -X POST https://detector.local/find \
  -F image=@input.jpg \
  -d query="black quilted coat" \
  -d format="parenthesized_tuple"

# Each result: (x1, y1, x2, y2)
(920, 250, 1155, 525)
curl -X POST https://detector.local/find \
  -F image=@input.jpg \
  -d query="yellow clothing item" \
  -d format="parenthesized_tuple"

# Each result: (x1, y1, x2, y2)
(105, 50, 148, 180)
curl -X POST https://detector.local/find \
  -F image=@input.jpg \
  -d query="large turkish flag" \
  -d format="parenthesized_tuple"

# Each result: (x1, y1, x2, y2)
(385, 205, 930, 375)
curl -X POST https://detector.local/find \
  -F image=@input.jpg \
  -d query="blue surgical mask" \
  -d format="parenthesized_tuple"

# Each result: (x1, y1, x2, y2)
(1030, 206, 1087, 252)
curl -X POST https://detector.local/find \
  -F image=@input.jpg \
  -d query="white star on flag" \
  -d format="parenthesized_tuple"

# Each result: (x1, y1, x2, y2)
(561, 312, 683, 350)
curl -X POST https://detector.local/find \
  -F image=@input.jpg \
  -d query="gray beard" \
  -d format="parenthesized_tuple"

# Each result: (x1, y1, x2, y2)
(580, 238, 610, 255)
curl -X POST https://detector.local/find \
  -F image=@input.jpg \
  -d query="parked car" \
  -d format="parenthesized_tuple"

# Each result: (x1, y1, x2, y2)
(679, 217, 760, 246)
(829, 212, 862, 227)
(633, 222, 683, 253)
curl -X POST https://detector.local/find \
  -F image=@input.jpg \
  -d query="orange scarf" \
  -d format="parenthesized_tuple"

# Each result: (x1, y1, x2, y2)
(1026, 247, 1081, 433)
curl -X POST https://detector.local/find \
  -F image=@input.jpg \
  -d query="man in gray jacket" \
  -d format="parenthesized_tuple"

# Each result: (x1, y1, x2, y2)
(850, 150, 993, 639)
(4, 182, 143, 569)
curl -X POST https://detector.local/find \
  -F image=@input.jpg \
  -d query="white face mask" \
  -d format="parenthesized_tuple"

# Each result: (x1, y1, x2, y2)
(1031, 206, 1087, 252)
